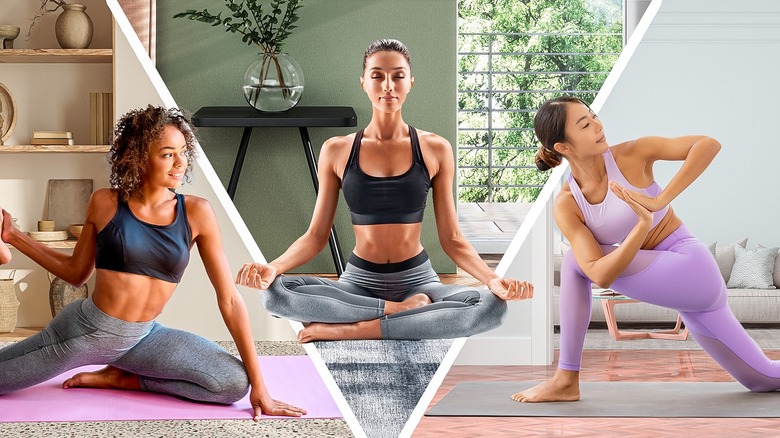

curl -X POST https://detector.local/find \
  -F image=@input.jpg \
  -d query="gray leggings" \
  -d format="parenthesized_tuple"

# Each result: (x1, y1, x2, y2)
(0, 298, 248, 404)
(261, 252, 507, 339)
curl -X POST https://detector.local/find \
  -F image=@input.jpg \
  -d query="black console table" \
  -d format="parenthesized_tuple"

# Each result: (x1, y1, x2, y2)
(192, 106, 358, 275)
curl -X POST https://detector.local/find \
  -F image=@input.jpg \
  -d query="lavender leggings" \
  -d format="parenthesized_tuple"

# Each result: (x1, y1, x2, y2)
(560, 225, 780, 392)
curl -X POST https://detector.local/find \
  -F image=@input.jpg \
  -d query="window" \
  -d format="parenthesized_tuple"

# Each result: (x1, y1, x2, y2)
(458, 0, 623, 202)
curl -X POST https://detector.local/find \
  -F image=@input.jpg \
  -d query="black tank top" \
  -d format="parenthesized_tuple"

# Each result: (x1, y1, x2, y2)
(341, 126, 431, 225)
(95, 193, 191, 283)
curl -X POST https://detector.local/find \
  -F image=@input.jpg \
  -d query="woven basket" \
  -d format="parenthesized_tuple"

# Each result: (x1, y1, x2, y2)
(0, 270, 19, 333)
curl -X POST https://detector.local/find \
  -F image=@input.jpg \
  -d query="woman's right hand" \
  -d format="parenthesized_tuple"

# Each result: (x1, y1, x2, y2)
(236, 262, 278, 290)
(609, 181, 653, 224)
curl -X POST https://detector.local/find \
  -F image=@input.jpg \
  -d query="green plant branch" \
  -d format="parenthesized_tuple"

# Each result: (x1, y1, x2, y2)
(174, 0, 302, 54)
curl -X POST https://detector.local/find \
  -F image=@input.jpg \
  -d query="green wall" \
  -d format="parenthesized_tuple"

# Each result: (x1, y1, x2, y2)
(156, 0, 457, 273)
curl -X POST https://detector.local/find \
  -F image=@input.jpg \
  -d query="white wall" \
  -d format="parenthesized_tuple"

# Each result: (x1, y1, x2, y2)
(599, 0, 780, 247)
(110, 2, 294, 341)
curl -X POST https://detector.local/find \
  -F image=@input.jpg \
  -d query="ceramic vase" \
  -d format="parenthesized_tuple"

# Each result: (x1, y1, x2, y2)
(55, 4, 93, 49)
(243, 52, 305, 112)
(48, 272, 88, 317)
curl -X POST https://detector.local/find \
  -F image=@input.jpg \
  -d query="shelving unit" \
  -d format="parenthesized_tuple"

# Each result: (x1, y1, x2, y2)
(0, 49, 112, 64)
(1, 15, 114, 338)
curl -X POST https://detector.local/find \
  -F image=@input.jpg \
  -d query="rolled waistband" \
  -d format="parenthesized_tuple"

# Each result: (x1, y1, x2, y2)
(348, 250, 429, 274)
(653, 224, 697, 252)
(80, 297, 155, 337)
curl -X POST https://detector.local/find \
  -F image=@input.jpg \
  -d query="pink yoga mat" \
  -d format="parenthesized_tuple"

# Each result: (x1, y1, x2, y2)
(0, 355, 341, 422)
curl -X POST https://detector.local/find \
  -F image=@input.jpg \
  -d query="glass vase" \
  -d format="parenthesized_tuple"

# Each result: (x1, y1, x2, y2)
(243, 52, 305, 112)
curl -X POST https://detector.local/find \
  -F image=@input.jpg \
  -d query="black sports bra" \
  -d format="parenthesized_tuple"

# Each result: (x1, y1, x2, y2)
(95, 193, 191, 283)
(341, 126, 431, 225)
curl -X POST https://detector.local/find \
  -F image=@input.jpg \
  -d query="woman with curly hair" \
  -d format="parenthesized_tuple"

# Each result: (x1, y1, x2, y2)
(0, 105, 305, 419)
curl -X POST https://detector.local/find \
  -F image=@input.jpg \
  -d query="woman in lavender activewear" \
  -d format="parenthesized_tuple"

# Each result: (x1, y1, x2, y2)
(513, 96, 780, 403)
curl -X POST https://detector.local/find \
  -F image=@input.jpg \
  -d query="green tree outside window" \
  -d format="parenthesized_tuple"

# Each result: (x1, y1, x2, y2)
(458, 0, 623, 202)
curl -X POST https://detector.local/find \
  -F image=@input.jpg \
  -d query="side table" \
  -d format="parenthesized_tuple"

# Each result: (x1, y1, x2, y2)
(192, 106, 358, 275)
(592, 289, 689, 341)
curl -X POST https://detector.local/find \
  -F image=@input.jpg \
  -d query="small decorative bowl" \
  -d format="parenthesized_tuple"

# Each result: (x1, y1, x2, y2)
(0, 25, 20, 49)
(68, 224, 84, 239)
(38, 220, 56, 232)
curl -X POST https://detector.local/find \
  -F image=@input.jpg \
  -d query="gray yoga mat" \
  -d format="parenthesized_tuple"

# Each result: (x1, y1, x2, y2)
(426, 381, 780, 417)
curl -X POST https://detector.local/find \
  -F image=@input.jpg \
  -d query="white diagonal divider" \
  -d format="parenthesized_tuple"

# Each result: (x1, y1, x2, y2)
(106, 1, 361, 434)
(455, 0, 664, 366)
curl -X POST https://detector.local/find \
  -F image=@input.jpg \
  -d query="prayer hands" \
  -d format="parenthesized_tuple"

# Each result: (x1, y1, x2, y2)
(609, 181, 653, 224)
(236, 262, 278, 290)
(488, 277, 534, 301)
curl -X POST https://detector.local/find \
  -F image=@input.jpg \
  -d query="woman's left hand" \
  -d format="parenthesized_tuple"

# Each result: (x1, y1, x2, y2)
(487, 277, 534, 301)
(250, 387, 307, 420)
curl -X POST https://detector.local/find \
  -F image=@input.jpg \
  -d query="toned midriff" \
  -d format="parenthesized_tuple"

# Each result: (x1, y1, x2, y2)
(352, 222, 425, 264)
(642, 207, 683, 250)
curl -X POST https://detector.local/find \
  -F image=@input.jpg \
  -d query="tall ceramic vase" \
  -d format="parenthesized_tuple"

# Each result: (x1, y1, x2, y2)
(55, 4, 93, 49)
(0, 270, 19, 333)
(243, 52, 305, 112)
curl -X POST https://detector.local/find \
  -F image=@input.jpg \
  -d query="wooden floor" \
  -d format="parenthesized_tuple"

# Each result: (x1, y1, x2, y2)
(458, 202, 530, 241)
(414, 349, 780, 437)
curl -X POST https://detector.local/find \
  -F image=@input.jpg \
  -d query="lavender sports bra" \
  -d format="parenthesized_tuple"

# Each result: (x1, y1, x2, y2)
(567, 148, 669, 245)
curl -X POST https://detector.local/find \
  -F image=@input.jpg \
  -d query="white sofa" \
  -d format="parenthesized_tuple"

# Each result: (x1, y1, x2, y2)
(551, 240, 780, 325)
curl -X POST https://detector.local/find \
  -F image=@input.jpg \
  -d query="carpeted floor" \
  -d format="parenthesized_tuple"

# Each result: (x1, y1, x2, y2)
(560, 328, 780, 350)
(314, 339, 453, 438)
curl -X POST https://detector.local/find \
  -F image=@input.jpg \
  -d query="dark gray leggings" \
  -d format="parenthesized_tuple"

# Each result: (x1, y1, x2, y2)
(261, 258, 507, 339)
(0, 298, 248, 403)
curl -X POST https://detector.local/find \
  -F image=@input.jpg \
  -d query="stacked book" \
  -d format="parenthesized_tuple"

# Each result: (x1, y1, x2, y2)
(89, 92, 114, 145)
(30, 131, 74, 145)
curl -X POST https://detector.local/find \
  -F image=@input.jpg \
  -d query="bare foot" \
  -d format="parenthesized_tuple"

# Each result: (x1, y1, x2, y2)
(62, 366, 141, 391)
(0, 211, 11, 265)
(511, 371, 580, 403)
(384, 293, 431, 315)
(298, 320, 381, 343)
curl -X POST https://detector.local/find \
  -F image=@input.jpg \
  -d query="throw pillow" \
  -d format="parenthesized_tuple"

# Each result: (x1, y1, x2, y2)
(727, 245, 778, 289)
(757, 244, 780, 289)
(709, 238, 748, 284)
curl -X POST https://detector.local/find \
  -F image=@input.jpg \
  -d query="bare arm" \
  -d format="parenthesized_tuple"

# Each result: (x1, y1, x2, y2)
(236, 137, 345, 289)
(189, 196, 305, 419)
(265, 137, 343, 273)
(429, 134, 532, 300)
(617, 136, 721, 210)
(556, 184, 653, 288)
(0, 190, 113, 286)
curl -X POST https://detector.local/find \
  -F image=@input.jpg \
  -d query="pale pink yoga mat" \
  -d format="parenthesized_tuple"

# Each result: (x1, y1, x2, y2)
(0, 356, 341, 422)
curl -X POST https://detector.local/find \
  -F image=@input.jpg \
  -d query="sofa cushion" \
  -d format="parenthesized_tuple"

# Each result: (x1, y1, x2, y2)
(757, 244, 780, 289)
(727, 245, 778, 289)
(708, 238, 748, 284)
